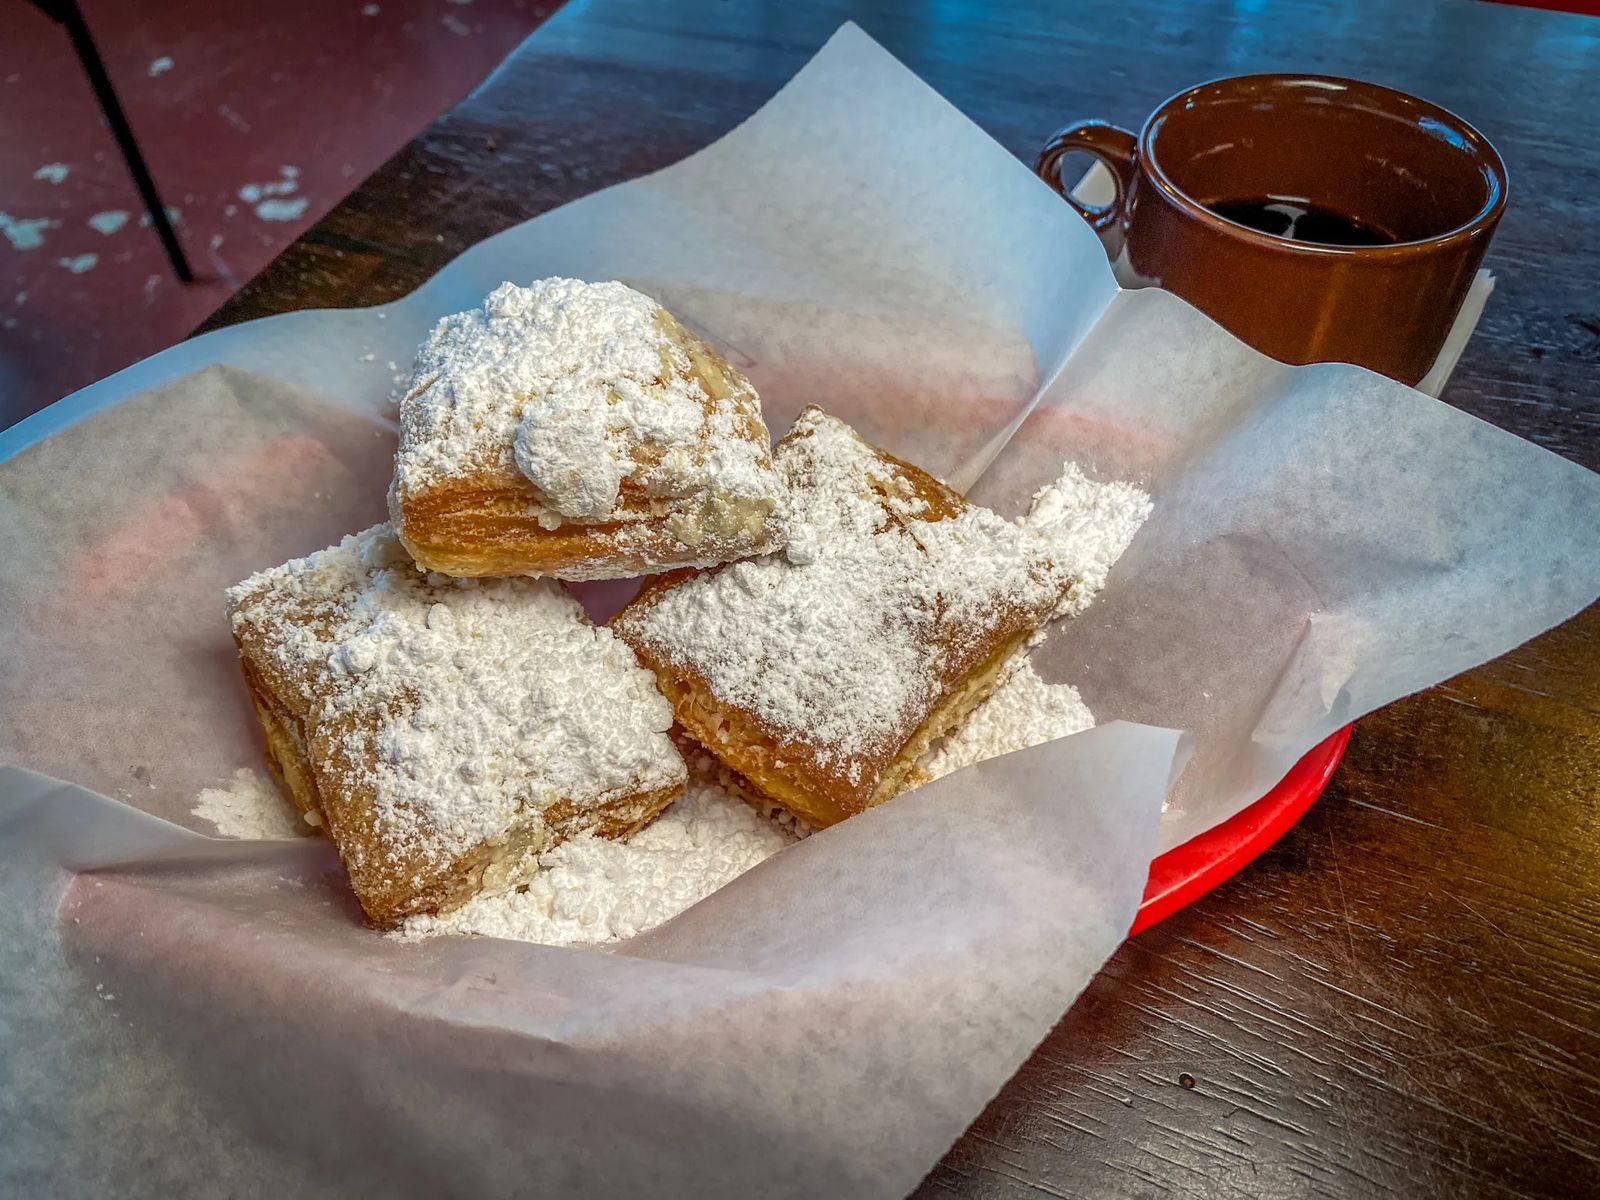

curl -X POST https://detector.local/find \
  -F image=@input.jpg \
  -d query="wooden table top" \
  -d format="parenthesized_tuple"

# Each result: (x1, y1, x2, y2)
(201, 1, 1600, 1195)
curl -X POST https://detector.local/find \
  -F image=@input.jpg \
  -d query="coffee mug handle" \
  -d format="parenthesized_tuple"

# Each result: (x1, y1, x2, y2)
(1034, 121, 1139, 253)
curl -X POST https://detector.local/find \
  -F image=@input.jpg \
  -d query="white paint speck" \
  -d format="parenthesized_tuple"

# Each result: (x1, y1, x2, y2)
(361, 2, 380, 12)
(210, 233, 224, 249)
(148, 56, 173, 77)
(58, 253, 98, 274)
(88, 210, 129, 235)
(224, 204, 237, 216)
(138, 206, 181, 226)
(143, 274, 161, 296)
(255, 196, 308, 221)
(442, 13, 470, 34)
(217, 104, 251, 133)
(15, 292, 26, 305)
(33, 163, 69, 184)
(239, 165, 300, 216)
(360, 353, 376, 362)
(0, 213, 56, 250)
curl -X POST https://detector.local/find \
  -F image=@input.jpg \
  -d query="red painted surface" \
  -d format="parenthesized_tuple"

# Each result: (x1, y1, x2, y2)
(1132, 726, 1352, 934)
(1490, 0, 1600, 16)
(0, 0, 556, 422)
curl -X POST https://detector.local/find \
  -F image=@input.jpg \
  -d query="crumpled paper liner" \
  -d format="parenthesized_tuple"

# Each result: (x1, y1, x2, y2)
(2, 722, 1181, 1198)
(2, 24, 1598, 1199)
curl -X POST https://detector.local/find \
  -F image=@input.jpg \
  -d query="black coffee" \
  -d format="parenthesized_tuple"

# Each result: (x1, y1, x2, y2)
(1205, 196, 1398, 247)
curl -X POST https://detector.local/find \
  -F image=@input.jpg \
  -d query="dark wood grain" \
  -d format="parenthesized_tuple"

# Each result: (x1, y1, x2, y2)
(197, 1, 1600, 1196)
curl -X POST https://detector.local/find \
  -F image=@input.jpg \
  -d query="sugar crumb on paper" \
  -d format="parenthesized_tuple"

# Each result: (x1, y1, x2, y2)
(193, 767, 308, 840)
(395, 780, 795, 946)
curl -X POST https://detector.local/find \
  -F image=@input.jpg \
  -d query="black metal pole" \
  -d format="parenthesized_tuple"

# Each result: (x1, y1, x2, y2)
(50, 0, 195, 282)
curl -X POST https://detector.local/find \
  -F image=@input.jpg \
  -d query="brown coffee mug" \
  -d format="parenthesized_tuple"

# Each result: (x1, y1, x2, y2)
(1034, 75, 1507, 385)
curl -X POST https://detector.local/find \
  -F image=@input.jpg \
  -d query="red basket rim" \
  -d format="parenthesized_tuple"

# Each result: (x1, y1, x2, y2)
(1132, 725, 1351, 934)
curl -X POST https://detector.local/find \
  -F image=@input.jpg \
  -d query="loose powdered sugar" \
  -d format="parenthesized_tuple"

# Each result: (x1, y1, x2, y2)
(187, 765, 799, 947)
(1023, 461, 1153, 619)
(915, 654, 1096, 782)
(193, 767, 309, 840)
(392, 279, 783, 529)
(226, 525, 684, 868)
(395, 781, 793, 945)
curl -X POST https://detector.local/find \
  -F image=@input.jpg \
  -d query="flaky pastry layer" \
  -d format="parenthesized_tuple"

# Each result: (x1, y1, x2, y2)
(613, 407, 1075, 828)
(655, 627, 1031, 828)
(234, 616, 680, 927)
(390, 302, 785, 580)
(228, 529, 685, 927)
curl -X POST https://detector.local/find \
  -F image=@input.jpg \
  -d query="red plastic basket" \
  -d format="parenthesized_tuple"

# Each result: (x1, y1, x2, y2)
(1131, 725, 1351, 934)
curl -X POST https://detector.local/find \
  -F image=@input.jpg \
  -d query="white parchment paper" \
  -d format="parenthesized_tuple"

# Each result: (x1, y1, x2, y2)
(0, 727, 1179, 1199)
(2, 25, 1598, 1198)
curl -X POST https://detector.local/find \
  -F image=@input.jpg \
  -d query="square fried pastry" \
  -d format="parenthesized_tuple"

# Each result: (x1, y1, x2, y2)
(611, 406, 1078, 829)
(388, 278, 787, 581)
(227, 524, 686, 926)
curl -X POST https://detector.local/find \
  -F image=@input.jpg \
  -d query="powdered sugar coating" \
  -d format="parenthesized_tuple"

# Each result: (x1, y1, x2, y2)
(393, 278, 784, 529)
(226, 525, 684, 866)
(394, 779, 794, 945)
(614, 409, 1077, 765)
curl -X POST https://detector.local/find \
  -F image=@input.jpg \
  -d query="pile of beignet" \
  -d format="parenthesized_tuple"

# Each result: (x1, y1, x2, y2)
(229, 277, 1082, 926)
